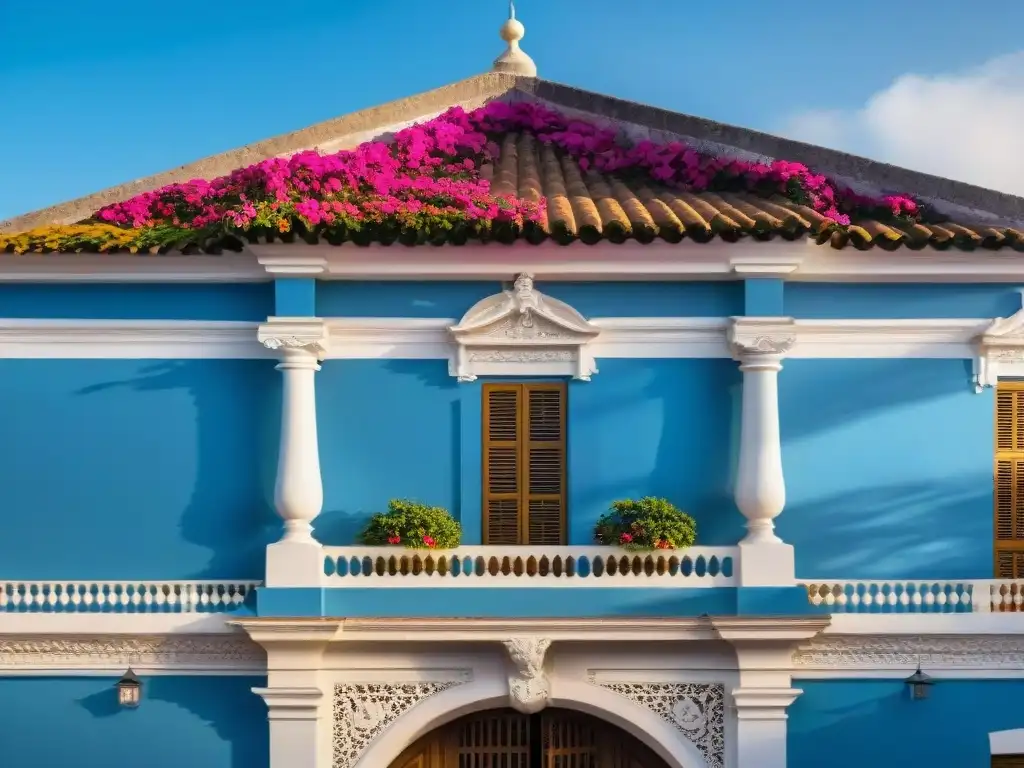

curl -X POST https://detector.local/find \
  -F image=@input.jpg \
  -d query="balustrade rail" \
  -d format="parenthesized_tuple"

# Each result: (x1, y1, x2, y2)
(802, 579, 1024, 613)
(323, 546, 737, 587)
(0, 580, 259, 613)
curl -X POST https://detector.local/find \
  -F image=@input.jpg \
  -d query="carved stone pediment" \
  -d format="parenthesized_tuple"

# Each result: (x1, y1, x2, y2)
(974, 290, 1024, 392)
(448, 274, 600, 382)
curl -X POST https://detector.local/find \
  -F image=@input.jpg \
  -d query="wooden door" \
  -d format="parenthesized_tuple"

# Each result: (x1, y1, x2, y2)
(386, 709, 666, 768)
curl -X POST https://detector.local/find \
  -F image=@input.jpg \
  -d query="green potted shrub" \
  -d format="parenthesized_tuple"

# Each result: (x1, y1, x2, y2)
(358, 499, 462, 550)
(593, 497, 696, 551)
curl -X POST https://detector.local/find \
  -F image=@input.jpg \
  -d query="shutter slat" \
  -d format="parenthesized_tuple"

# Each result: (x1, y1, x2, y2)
(995, 384, 1024, 576)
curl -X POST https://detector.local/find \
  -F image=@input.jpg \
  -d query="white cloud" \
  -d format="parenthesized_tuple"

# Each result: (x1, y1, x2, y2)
(779, 52, 1024, 196)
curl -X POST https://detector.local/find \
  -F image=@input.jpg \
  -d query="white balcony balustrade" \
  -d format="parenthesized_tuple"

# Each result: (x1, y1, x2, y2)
(802, 579, 1024, 613)
(0, 580, 260, 613)
(322, 546, 738, 587)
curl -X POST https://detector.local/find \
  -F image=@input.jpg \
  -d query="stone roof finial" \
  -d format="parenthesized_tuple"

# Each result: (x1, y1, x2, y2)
(492, 1, 537, 77)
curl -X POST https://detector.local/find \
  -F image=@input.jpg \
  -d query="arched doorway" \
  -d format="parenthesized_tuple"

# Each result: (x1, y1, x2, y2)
(389, 707, 670, 768)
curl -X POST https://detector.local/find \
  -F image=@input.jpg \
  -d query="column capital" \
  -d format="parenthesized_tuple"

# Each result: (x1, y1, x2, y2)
(728, 317, 797, 368)
(259, 318, 330, 361)
(731, 687, 802, 720)
(252, 686, 324, 720)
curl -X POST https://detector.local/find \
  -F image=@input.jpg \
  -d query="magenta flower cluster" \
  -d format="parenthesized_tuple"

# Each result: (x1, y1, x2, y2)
(94, 100, 921, 236)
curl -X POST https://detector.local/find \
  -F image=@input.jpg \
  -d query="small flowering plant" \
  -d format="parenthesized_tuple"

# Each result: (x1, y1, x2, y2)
(358, 499, 461, 550)
(593, 497, 696, 552)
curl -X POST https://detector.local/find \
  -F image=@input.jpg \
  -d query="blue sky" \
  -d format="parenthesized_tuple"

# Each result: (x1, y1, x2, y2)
(2, 0, 1023, 220)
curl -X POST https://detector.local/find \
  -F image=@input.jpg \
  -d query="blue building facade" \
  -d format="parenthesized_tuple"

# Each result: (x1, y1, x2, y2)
(3, 20, 1024, 768)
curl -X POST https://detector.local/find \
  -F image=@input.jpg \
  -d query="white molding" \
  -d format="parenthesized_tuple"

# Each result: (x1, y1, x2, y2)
(0, 632, 265, 675)
(0, 319, 269, 359)
(0, 613, 245, 635)
(792, 633, 1024, 678)
(447, 273, 600, 381)
(991, 729, 1024, 755)
(0, 316, 1002, 363)
(5, 242, 1024, 283)
(0, 253, 267, 283)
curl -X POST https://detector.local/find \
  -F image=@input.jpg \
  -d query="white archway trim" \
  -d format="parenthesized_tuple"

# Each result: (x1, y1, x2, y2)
(352, 679, 507, 768)
(352, 676, 710, 768)
(991, 728, 1024, 755)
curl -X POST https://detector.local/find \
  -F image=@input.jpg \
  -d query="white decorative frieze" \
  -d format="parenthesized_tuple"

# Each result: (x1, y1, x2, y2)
(0, 634, 265, 672)
(595, 681, 725, 768)
(503, 637, 552, 714)
(332, 680, 466, 768)
(974, 290, 1024, 392)
(793, 634, 1024, 670)
(448, 273, 600, 381)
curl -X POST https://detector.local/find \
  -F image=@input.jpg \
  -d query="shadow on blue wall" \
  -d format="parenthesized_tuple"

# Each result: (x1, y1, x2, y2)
(316, 358, 462, 545)
(789, 679, 1024, 768)
(0, 676, 267, 768)
(779, 358, 992, 579)
(71, 360, 282, 579)
(569, 359, 745, 547)
(0, 358, 280, 579)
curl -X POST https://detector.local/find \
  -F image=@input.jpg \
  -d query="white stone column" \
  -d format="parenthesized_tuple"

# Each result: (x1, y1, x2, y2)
(714, 617, 829, 768)
(254, 687, 325, 768)
(241, 619, 341, 768)
(728, 317, 797, 586)
(258, 319, 330, 586)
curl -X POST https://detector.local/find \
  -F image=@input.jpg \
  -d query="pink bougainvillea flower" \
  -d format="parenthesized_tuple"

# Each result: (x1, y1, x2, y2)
(422, 535, 436, 548)
(387, 535, 401, 545)
(619, 532, 633, 544)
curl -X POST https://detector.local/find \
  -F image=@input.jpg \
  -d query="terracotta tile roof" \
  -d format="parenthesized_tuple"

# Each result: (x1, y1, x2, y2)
(481, 133, 1024, 252)
(3, 130, 1019, 255)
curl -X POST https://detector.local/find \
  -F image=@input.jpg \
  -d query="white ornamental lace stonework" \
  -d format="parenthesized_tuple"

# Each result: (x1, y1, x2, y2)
(333, 681, 462, 768)
(598, 682, 725, 768)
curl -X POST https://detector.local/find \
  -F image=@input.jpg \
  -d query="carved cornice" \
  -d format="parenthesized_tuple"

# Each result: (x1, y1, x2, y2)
(793, 634, 1024, 670)
(974, 289, 1024, 392)
(728, 317, 797, 364)
(0, 634, 265, 672)
(258, 318, 329, 358)
(448, 273, 600, 382)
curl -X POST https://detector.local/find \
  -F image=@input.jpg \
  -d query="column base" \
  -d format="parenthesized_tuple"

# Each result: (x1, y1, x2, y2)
(267, 540, 324, 587)
(737, 541, 795, 587)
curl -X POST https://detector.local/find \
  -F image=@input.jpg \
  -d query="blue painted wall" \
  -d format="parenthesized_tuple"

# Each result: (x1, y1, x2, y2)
(0, 359, 279, 579)
(785, 282, 1022, 319)
(315, 358, 743, 547)
(779, 358, 992, 579)
(315, 281, 743, 318)
(790, 679, 1024, 768)
(0, 283, 273, 320)
(0, 676, 267, 768)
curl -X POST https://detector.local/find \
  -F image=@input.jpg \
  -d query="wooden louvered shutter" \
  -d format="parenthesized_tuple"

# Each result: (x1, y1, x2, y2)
(995, 383, 1024, 577)
(484, 385, 523, 545)
(482, 383, 566, 545)
(993, 757, 1024, 768)
(525, 385, 566, 545)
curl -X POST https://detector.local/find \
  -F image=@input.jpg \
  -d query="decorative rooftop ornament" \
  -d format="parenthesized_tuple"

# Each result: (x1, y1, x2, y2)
(492, 1, 537, 77)
(448, 273, 600, 382)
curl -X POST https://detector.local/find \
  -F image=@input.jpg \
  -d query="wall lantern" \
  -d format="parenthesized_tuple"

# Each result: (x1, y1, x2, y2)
(904, 664, 934, 701)
(116, 667, 142, 708)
